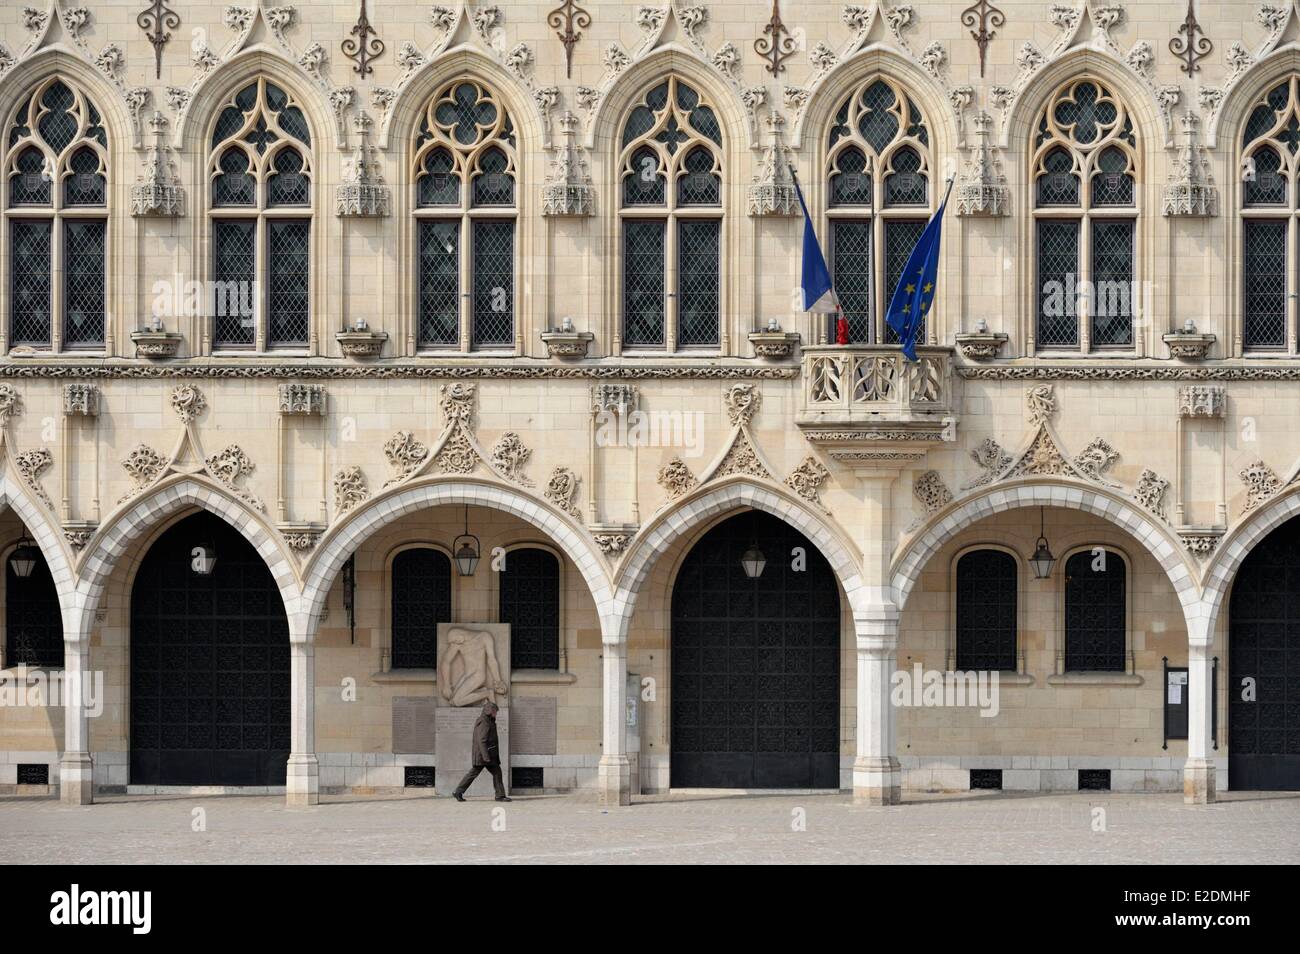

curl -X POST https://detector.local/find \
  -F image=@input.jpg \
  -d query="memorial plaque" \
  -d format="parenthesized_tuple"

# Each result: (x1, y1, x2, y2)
(510, 697, 557, 755)
(392, 696, 437, 754)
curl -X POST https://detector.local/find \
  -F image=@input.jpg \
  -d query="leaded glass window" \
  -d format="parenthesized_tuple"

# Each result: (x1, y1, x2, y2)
(619, 77, 722, 351)
(499, 548, 560, 671)
(412, 80, 517, 351)
(954, 549, 1017, 672)
(1032, 79, 1138, 353)
(206, 77, 313, 351)
(1239, 75, 1300, 351)
(825, 76, 932, 343)
(391, 548, 452, 669)
(4, 77, 108, 351)
(1064, 549, 1127, 672)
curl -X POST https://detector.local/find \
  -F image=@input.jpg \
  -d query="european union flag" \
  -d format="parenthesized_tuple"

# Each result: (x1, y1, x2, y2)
(885, 180, 953, 361)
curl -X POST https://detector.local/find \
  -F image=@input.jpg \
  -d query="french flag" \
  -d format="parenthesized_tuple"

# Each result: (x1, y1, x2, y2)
(791, 168, 848, 344)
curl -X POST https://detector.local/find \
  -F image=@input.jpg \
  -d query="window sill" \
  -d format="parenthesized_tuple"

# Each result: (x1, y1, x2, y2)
(994, 672, 1035, 686)
(369, 668, 576, 685)
(371, 669, 436, 683)
(1046, 672, 1143, 687)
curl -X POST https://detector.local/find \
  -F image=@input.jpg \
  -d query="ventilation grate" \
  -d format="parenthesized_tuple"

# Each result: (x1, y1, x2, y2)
(970, 769, 1003, 790)
(404, 766, 435, 788)
(1078, 769, 1111, 791)
(511, 767, 543, 789)
(17, 764, 49, 785)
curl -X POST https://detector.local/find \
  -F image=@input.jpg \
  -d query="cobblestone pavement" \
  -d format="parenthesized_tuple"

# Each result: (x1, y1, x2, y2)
(2, 790, 1297, 864)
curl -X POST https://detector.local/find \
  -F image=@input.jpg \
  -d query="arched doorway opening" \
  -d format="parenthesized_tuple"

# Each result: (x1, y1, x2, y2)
(1229, 514, 1300, 790)
(670, 510, 841, 789)
(130, 512, 290, 786)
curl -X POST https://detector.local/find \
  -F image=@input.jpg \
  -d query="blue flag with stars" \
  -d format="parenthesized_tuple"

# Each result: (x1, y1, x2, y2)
(885, 182, 952, 361)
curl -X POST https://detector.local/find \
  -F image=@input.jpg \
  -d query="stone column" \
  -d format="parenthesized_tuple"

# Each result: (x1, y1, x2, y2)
(1183, 609, 1216, 804)
(286, 612, 319, 807)
(596, 617, 630, 806)
(844, 459, 913, 805)
(60, 613, 94, 805)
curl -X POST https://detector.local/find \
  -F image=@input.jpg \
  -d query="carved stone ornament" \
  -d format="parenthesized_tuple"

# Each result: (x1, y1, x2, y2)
(545, 467, 582, 519)
(592, 530, 633, 554)
(913, 469, 953, 514)
(784, 456, 831, 508)
(657, 456, 699, 499)
(278, 383, 326, 415)
(748, 115, 798, 217)
(337, 113, 390, 217)
(335, 329, 388, 357)
(489, 432, 533, 486)
(954, 330, 1008, 360)
(1026, 384, 1056, 425)
(64, 526, 95, 550)
(748, 328, 800, 359)
(1179, 530, 1222, 559)
(119, 444, 168, 502)
(1163, 331, 1216, 361)
(15, 448, 54, 510)
(384, 431, 430, 486)
(724, 383, 761, 427)
(1179, 385, 1225, 417)
(1239, 459, 1283, 512)
(282, 528, 321, 551)
(591, 382, 640, 416)
(130, 329, 183, 358)
(1133, 468, 1170, 520)
(1070, 438, 1122, 488)
(205, 445, 263, 510)
(714, 433, 773, 481)
(542, 112, 595, 217)
(955, 112, 1009, 216)
(963, 438, 1014, 490)
(131, 112, 185, 217)
(0, 384, 20, 426)
(63, 384, 99, 417)
(1163, 112, 1218, 217)
(541, 327, 595, 358)
(170, 384, 205, 423)
(435, 430, 478, 475)
(333, 465, 370, 514)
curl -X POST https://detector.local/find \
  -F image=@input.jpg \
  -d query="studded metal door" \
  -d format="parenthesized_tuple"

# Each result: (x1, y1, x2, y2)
(671, 511, 840, 789)
(1229, 517, 1300, 790)
(131, 512, 290, 786)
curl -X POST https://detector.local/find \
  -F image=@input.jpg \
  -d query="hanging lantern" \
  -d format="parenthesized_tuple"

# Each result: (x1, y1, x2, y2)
(8, 538, 40, 579)
(740, 542, 767, 579)
(190, 544, 217, 576)
(453, 505, 480, 577)
(1028, 507, 1056, 581)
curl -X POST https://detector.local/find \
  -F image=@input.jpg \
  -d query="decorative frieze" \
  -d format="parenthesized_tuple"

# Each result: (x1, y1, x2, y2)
(62, 384, 99, 417)
(278, 384, 326, 416)
(0, 363, 796, 381)
(545, 467, 582, 519)
(333, 466, 369, 515)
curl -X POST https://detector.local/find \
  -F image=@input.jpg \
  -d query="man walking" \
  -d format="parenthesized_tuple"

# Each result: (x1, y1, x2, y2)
(452, 701, 511, 802)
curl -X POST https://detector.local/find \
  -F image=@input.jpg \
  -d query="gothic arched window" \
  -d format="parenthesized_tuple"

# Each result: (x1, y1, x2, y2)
(1032, 79, 1138, 352)
(1240, 75, 1300, 351)
(412, 80, 518, 351)
(391, 547, 452, 669)
(4, 78, 108, 352)
(1063, 548, 1127, 672)
(618, 77, 723, 351)
(825, 76, 931, 344)
(207, 77, 313, 351)
(499, 547, 560, 671)
(954, 549, 1018, 671)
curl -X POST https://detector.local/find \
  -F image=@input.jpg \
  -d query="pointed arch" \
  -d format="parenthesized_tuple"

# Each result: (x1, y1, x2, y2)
(1201, 484, 1300, 635)
(0, 50, 134, 157)
(611, 477, 867, 640)
(792, 47, 959, 156)
(588, 47, 753, 153)
(0, 472, 75, 618)
(75, 475, 302, 636)
(301, 477, 614, 635)
(173, 47, 335, 153)
(1205, 47, 1300, 150)
(379, 46, 547, 153)
(891, 479, 1197, 615)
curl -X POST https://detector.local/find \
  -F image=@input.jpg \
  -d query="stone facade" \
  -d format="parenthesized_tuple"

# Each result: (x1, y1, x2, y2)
(2, 0, 1299, 808)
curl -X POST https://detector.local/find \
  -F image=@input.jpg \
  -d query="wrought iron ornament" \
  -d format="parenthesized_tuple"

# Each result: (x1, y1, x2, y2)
(755, 0, 797, 76)
(137, 0, 181, 79)
(342, 0, 386, 77)
(961, 0, 1005, 79)
(1170, 0, 1212, 75)
(547, 0, 591, 80)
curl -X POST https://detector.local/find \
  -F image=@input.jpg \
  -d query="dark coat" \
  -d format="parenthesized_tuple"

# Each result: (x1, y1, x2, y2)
(472, 712, 500, 767)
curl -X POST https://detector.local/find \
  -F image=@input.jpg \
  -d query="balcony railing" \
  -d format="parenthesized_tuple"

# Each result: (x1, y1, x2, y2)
(796, 345, 955, 427)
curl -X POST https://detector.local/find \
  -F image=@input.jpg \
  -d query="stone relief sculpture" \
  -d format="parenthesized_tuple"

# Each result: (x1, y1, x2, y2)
(438, 627, 508, 707)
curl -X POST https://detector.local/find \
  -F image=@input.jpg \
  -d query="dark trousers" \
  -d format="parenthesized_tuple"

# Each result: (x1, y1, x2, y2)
(454, 762, 506, 798)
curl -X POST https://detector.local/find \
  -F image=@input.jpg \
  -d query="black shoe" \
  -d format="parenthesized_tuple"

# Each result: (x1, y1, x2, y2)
(453, 792, 465, 802)
(495, 796, 512, 802)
